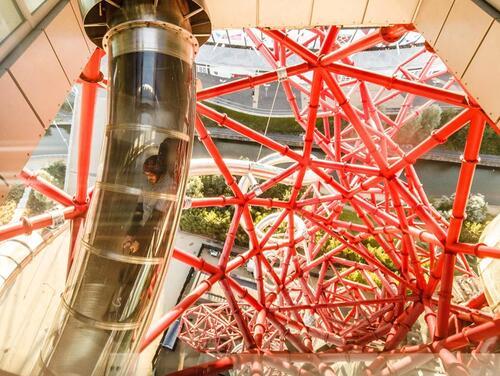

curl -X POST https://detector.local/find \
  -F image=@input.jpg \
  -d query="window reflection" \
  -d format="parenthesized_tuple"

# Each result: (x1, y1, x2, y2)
(0, 1, 23, 43)
(25, 0, 47, 13)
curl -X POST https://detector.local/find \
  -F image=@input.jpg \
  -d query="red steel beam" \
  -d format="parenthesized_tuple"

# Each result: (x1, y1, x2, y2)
(220, 279, 257, 350)
(68, 48, 104, 274)
(319, 25, 410, 66)
(133, 25, 499, 357)
(197, 62, 310, 101)
(166, 357, 235, 376)
(260, 29, 318, 65)
(0, 206, 80, 242)
(140, 272, 223, 351)
(447, 242, 500, 259)
(435, 113, 486, 339)
(74, 48, 104, 205)
(20, 169, 73, 207)
(326, 62, 470, 107)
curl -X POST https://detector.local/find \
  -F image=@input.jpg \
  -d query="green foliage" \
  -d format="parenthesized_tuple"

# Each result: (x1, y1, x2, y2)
(185, 176, 204, 198)
(441, 107, 500, 155)
(478, 126, 500, 155)
(395, 106, 499, 155)
(394, 105, 442, 145)
(440, 107, 461, 126)
(344, 270, 367, 285)
(460, 221, 487, 243)
(203, 102, 324, 134)
(432, 193, 490, 243)
(0, 161, 68, 223)
(0, 185, 25, 225)
(432, 193, 488, 223)
(42, 160, 66, 189)
(180, 175, 240, 243)
(180, 176, 298, 247)
(344, 269, 382, 288)
(448, 123, 500, 155)
(180, 207, 248, 245)
(368, 243, 397, 272)
(204, 100, 500, 155)
(339, 248, 363, 263)
(25, 162, 67, 217)
(198, 175, 232, 197)
(338, 209, 363, 224)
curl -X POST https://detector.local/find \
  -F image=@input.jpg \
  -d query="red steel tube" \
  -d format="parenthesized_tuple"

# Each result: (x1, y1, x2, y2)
(260, 29, 318, 65)
(321, 68, 389, 172)
(438, 318, 500, 351)
(319, 25, 410, 66)
(140, 272, 223, 351)
(447, 242, 500, 259)
(0, 206, 80, 242)
(68, 48, 104, 274)
(197, 103, 302, 162)
(195, 116, 244, 198)
(388, 109, 474, 175)
(197, 62, 310, 100)
(326, 63, 470, 107)
(20, 169, 74, 207)
(436, 114, 485, 339)
(384, 302, 424, 351)
(74, 48, 104, 205)
(220, 279, 257, 349)
(166, 356, 235, 376)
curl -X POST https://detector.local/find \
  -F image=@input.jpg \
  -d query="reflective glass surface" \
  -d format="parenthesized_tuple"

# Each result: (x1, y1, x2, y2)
(41, 29, 196, 374)
(25, 0, 47, 13)
(0, 1, 23, 43)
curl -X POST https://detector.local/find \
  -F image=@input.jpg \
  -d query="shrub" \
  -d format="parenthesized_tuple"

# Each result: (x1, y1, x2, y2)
(0, 185, 25, 225)
(432, 193, 488, 223)
(368, 243, 397, 272)
(438, 108, 499, 155)
(186, 176, 204, 198)
(43, 160, 66, 189)
(460, 221, 487, 243)
(25, 166, 65, 217)
(344, 269, 382, 288)
(180, 176, 304, 247)
(432, 193, 490, 243)
(393, 106, 499, 156)
(0, 161, 68, 222)
(394, 105, 442, 145)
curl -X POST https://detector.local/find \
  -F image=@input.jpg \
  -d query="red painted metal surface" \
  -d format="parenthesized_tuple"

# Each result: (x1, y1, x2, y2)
(68, 48, 104, 274)
(20, 169, 74, 207)
(163, 26, 498, 361)
(1, 25, 499, 371)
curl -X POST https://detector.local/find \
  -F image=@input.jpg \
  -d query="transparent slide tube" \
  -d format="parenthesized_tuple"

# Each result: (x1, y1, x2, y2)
(37, 2, 197, 374)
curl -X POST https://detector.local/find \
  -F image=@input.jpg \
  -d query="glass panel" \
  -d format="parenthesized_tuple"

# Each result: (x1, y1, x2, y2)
(65, 252, 161, 324)
(0, 1, 23, 43)
(37, 311, 138, 375)
(40, 20, 197, 374)
(24, 0, 46, 13)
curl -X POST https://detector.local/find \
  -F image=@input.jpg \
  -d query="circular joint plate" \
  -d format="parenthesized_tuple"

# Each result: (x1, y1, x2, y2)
(78, 0, 212, 48)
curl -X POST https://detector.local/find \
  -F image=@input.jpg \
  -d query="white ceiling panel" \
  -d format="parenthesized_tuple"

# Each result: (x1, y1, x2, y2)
(311, 0, 368, 26)
(434, 0, 493, 77)
(209, 0, 257, 28)
(258, 0, 314, 28)
(414, 0, 454, 45)
(462, 21, 500, 123)
(363, 0, 420, 25)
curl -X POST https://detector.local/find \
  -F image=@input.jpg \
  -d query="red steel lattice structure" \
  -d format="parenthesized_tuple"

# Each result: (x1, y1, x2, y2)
(1, 24, 499, 373)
